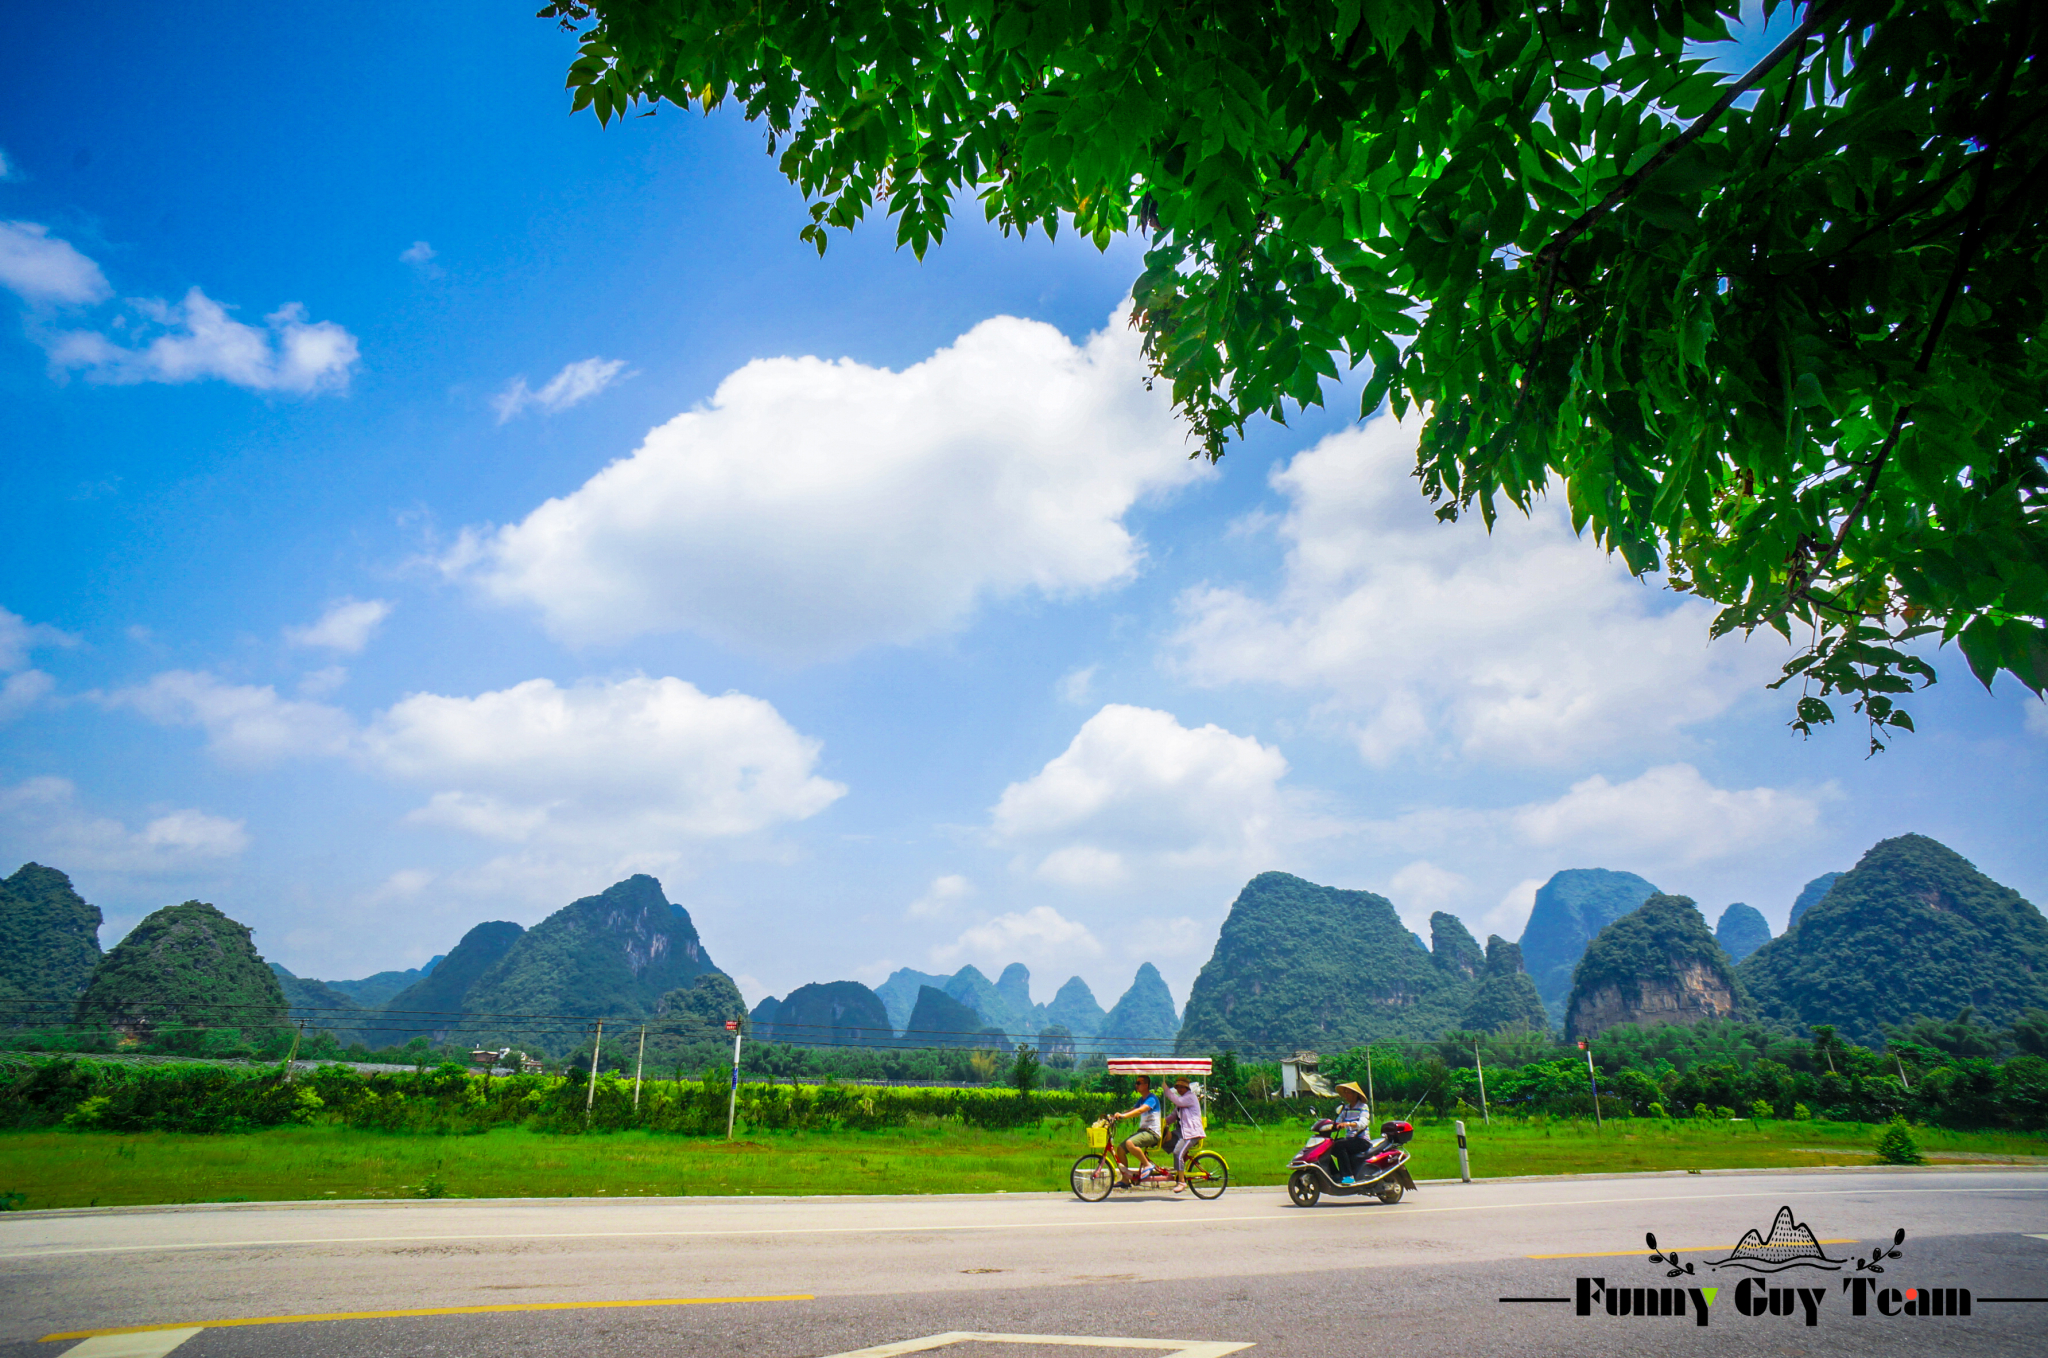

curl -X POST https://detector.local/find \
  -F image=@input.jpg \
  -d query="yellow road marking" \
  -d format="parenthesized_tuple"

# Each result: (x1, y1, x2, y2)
(1527, 1239, 1856, 1259)
(40, 1295, 812, 1341)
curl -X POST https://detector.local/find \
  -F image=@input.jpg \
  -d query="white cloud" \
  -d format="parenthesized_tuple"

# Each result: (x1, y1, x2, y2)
(284, 598, 392, 653)
(48, 287, 359, 393)
(1056, 665, 1098, 705)
(931, 905, 1104, 970)
(906, 873, 973, 921)
(451, 312, 1204, 659)
(1385, 860, 1471, 936)
(493, 357, 631, 423)
(104, 671, 355, 768)
(0, 606, 78, 671)
(0, 221, 110, 306)
(297, 665, 348, 698)
(0, 777, 248, 874)
(0, 669, 55, 722)
(0, 606, 76, 722)
(1510, 763, 1825, 865)
(2026, 700, 2048, 738)
(0, 149, 12, 180)
(1486, 877, 1545, 942)
(364, 675, 845, 851)
(991, 704, 1306, 886)
(1169, 412, 1788, 766)
(106, 664, 842, 858)
(399, 240, 438, 273)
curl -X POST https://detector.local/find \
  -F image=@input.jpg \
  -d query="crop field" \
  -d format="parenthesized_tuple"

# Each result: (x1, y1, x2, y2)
(2, 1114, 2044, 1210)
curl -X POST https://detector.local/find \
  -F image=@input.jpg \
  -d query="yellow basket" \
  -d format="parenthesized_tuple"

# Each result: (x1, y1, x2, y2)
(1086, 1123, 1108, 1150)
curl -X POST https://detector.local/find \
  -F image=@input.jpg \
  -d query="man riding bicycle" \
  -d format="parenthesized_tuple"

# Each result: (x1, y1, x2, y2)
(1109, 1074, 1163, 1185)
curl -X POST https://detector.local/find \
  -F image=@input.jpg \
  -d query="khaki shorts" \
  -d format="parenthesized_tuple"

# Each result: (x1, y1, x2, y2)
(1124, 1129, 1161, 1152)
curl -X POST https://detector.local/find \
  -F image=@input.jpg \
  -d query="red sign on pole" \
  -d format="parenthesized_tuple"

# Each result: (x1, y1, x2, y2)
(725, 1020, 739, 1031)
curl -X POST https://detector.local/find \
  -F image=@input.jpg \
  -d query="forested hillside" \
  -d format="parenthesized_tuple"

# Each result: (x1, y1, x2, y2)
(1566, 895, 1744, 1040)
(0, 863, 101, 1018)
(1462, 937, 1549, 1033)
(463, 876, 724, 1025)
(325, 958, 441, 1007)
(1741, 835, 2048, 1046)
(379, 920, 525, 1043)
(1714, 904, 1772, 963)
(1176, 872, 1472, 1052)
(1518, 869, 1661, 1019)
(74, 901, 287, 1048)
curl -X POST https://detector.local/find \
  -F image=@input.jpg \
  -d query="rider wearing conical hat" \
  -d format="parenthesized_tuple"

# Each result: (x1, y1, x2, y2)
(1331, 1081, 1372, 1185)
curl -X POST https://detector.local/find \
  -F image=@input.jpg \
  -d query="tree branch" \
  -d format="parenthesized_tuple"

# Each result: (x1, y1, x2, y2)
(1536, 0, 1849, 269)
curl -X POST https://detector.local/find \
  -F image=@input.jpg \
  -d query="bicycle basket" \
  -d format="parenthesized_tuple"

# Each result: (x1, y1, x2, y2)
(1086, 1123, 1108, 1149)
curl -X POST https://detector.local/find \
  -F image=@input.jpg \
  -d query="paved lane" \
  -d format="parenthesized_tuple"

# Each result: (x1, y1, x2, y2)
(3, 1169, 2044, 1356)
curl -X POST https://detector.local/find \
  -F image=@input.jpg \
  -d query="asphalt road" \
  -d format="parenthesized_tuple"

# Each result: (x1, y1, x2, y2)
(2, 1168, 2045, 1357)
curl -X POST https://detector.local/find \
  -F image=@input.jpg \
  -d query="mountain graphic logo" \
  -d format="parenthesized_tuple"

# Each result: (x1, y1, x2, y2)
(1707, 1206, 1846, 1272)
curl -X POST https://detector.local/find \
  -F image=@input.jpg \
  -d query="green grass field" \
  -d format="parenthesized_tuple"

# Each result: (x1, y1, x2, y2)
(3, 1115, 2043, 1210)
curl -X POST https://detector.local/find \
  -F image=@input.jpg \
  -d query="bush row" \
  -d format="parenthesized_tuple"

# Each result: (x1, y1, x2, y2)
(0, 1058, 1132, 1135)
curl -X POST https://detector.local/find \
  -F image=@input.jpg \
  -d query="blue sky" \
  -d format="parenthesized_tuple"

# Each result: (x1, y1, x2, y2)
(2, 2, 2042, 1014)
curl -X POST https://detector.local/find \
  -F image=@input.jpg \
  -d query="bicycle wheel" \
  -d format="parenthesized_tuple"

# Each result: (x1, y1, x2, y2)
(1069, 1153, 1115, 1202)
(1185, 1151, 1228, 1200)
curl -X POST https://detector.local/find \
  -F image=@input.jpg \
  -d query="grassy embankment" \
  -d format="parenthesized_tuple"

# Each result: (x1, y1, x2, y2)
(3, 1115, 2043, 1210)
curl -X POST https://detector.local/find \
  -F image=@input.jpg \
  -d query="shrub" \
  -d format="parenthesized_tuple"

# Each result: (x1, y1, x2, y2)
(1875, 1117, 1926, 1165)
(1749, 1100, 1773, 1119)
(1692, 1102, 1712, 1120)
(1647, 1102, 1667, 1119)
(1793, 1102, 1813, 1121)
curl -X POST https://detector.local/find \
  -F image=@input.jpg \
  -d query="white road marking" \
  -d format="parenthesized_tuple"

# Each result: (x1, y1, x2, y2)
(60, 1329, 203, 1358)
(3, 1182, 2040, 1262)
(821, 1334, 1251, 1358)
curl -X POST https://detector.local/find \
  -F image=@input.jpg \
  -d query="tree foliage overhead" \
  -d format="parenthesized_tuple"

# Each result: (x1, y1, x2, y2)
(544, 0, 2047, 742)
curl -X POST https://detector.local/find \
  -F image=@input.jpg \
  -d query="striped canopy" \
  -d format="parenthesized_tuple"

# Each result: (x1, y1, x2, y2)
(1106, 1057, 1211, 1075)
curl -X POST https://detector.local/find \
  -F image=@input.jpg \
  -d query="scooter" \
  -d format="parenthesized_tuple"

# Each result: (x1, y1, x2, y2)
(1286, 1116, 1417, 1207)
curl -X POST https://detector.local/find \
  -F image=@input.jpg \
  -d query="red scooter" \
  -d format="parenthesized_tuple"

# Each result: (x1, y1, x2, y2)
(1287, 1117, 1417, 1207)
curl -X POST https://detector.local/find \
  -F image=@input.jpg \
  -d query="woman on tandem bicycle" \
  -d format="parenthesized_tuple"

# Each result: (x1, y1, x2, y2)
(1070, 1063, 1228, 1201)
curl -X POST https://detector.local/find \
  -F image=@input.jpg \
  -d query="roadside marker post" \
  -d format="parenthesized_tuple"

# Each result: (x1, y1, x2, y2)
(633, 1025, 646, 1110)
(586, 1021, 604, 1118)
(1579, 1040, 1602, 1129)
(1455, 1119, 1471, 1182)
(726, 1019, 742, 1141)
(1474, 1043, 1490, 1126)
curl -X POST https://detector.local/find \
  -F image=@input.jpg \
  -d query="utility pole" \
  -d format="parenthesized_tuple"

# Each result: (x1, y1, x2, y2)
(283, 1020, 304, 1082)
(1474, 1042, 1490, 1126)
(1364, 1045, 1374, 1116)
(1894, 1052, 1911, 1091)
(725, 1019, 743, 1141)
(1579, 1039, 1602, 1129)
(633, 1025, 646, 1110)
(585, 1020, 604, 1117)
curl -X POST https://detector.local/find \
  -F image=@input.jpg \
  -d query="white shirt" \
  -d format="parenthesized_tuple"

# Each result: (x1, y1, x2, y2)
(1134, 1092, 1161, 1135)
(1334, 1101, 1371, 1137)
(1163, 1086, 1204, 1139)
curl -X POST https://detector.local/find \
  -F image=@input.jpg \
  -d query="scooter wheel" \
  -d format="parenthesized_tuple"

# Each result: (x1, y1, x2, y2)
(1287, 1168, 1322, 1208)
(1375, 1181, 1405, 1204)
